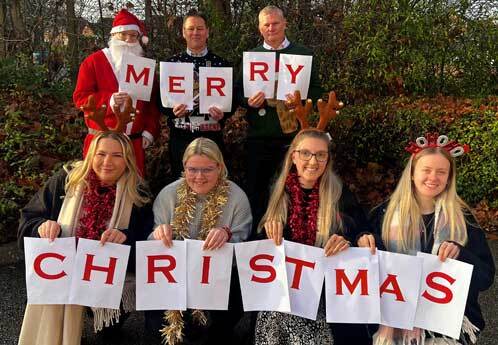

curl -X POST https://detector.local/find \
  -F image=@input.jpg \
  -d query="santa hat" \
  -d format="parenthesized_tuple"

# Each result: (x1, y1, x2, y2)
(110, 9, 149, 45)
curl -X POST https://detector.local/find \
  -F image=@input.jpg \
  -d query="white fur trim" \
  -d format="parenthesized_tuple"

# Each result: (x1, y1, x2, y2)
(142, 130, 154, 143)
(102, 48, 119, 82)
(109, 93, 117, 113)
(111, 24, 140, 34)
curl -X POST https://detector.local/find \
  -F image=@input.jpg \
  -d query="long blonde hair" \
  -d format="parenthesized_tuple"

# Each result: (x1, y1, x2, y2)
(182, 137, 228, 179)
(65, 131, 149, 206)
(258, 129, 343, 247)
(381, 148, 468, 251)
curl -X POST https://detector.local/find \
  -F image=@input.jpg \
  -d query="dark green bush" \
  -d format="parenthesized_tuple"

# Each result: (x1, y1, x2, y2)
(447, 111, 498, 207)
(327, 100, 498, 207)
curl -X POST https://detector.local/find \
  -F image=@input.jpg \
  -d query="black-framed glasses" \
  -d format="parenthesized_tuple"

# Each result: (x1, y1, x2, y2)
(294, 149, 329, 162)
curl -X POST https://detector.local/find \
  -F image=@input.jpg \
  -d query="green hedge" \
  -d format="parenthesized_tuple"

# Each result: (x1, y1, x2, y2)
(328, 100, 498, 207)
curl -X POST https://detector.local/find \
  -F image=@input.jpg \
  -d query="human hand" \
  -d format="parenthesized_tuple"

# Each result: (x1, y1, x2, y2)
(100, 228, 127, 245)
(438, 241, 461, 262)
(37, 220, 61, 242)
(264, 220, 283, 245)
(203, 227, 229, 250)
(208, 106, 224, 121)
(357, 233, 376, 254)
(248, 91, 265, 108)
(152, 224, 173, 247)
(173, 104, 188, 117)
(324, 234, 350, 256)
(112, 92, 129, 106)
(142, 136, 152, 149)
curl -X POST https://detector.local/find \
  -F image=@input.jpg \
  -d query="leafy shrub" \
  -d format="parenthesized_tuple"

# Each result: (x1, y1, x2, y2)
(326, 98, 498, 208)
(447, 111, 498, 207)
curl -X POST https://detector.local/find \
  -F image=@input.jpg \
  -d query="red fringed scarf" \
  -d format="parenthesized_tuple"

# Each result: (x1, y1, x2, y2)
(285, 171, 320, 246)
(75, 170, 116, 240)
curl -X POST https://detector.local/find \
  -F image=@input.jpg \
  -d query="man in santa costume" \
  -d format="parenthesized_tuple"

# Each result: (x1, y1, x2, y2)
(73, 8, 160, 175)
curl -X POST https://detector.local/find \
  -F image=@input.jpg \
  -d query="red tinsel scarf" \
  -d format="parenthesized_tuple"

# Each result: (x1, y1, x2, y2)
(75, 171, 116, 240)
(285, 171, 320, 246)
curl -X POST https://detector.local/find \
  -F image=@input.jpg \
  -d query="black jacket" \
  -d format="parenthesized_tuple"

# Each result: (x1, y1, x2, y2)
(369, 202, 495, 333)
(18, 169, 154, 272)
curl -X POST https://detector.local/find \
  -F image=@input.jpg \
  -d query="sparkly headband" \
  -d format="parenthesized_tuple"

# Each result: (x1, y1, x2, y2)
(405, 132, 470, 157)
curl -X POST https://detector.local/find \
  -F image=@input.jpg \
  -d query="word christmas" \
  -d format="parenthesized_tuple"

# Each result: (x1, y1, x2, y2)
(24, 238, 473, 339)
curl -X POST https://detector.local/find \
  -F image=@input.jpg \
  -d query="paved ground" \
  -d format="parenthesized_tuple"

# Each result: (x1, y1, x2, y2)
(1, 240, 496, 345)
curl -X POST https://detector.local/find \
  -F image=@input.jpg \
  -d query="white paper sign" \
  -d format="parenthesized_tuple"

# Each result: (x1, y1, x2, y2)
(135, 240, 187, 311)
(243, 52, 276, 98)
(119, 53, 156, 101)
(186, 240, 234, 310)
(69, 238, 130, 309)
(199, 67, 232, 113)
(24, 237, 76, 304)
(276, 54, 313, 100)
(414, 252, 473, 339)
(160, 62, 194, 110)
(378, 251, 423, 329)
(324, 247, 380, 323)
(284, 240, 325, 320)
(235, 239, 290, 312)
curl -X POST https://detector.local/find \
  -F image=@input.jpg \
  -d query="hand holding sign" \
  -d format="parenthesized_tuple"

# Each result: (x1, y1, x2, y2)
(37, 220, 61, 242)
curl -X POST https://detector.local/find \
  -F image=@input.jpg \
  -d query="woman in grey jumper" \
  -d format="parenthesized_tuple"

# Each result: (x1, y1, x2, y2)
(146, 137, 252, 344)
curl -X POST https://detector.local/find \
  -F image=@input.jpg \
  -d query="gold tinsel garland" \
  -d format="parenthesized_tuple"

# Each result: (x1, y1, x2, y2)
(160, 178, 229, 345)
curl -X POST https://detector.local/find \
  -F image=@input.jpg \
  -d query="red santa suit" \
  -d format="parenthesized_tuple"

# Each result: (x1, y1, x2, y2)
(73, 47, 160, 174)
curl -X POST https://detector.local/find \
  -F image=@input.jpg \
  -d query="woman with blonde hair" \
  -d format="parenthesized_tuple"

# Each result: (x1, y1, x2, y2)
(17, 131, 154, 345)
(359, 133, 495, 345)
(255, 128, 372, 345)
(147, 137, 252, 344)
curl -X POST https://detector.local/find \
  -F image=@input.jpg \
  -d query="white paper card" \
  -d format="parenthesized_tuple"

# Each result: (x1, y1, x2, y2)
(324, 247, 380, 323)
(235, 239, 290, 312)
(199, 67, 232, 113)
(414, 252, 473, 339)
(135, 240, 187, 311)
(284, 240, 325, 320)
(160, 62, 194, 110)
(378, 251, 423, 329)
(69, 238, 130, 309)
(24, 237, 76, 304)
(186, 239, 234, 310)
(119, 53, 156, 101)
(243, 52, 276, 98)
(276, 54, 312, 100)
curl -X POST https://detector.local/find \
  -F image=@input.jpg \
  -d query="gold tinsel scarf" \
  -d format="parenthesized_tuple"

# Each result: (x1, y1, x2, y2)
(160, 178, 229, 345)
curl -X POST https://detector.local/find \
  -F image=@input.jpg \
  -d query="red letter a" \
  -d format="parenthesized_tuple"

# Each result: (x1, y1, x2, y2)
(380, 274, 406, 301)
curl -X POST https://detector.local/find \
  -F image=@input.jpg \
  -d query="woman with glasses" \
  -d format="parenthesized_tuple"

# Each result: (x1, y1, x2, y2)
(146, 137, 252, 344)
(255, 128, 372, 345)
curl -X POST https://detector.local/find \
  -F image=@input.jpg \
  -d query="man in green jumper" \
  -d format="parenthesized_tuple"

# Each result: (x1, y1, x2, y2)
(242, 5, 323, 235)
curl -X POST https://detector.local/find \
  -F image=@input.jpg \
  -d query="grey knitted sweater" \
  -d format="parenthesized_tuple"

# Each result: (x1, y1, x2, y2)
(151, 178, 252, 242)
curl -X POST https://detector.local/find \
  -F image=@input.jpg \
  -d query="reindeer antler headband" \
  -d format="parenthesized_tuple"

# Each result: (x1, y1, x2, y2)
(405, 132, 470, 157)
(289, 90, 344, 131)
(80, 94, 137, 132)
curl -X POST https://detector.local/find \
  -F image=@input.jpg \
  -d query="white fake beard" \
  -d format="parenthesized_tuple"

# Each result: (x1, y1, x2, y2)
(108, 37, 144, 72)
